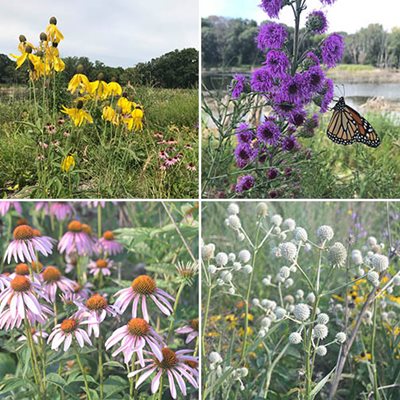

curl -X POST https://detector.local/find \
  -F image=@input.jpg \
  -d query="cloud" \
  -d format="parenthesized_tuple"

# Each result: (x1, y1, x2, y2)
(0, 0, 199, 67)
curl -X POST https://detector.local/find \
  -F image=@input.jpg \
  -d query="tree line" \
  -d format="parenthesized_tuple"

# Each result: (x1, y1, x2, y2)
(0, 48, 198, 88)
(202, 16, 400, 69)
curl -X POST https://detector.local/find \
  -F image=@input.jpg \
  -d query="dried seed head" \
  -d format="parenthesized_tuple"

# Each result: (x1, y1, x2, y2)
(49, 17, 57, 25)
(19, 35, 27, 43)
(40, 32, 48, 41)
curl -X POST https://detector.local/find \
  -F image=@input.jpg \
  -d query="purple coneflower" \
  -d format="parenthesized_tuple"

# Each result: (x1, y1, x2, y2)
(49, 203, 74, 221)
(18, 328, 49, 344)
(105, 317, 164, 365)
(97, 231, 123, 255)
(128, 347, 198, 399)
(4, 225, 54, 264)
(176, 319, 199, 344)
(0, 202, 22, 216)
(186, 163, 197, 172)
(0, 274, 10, 291)
(58, 220, 96, 256)
(88, 258, 113, 277)
(48, 316, 92, 351)
(113, 275, 174, 321)
(41, 266, 76, 302)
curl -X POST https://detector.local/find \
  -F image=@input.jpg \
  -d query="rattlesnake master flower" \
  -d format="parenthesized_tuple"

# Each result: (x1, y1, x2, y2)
(238, 250, 251, 263)
(271, 214, 283, 226)
(105, 317, 164, 365)
(4, 225, 54, 264)
(41, 266, 75, 302)
(256, 203, 269, 217)
(215, 252, 229, 266)
(88, 258, 113, 277)
(317, 225, 334, 241)
(227, 203, 240, 215)
(289, 332, 302, 344)
(279, 266, 291, 279)
(371, 254, 389, 272)
(294, 227, 308, 243)
(313, 324, 328, 339)
(316, 345, 327, 356)
(97, 231, 123, 255)
(367, 270, 379, 286)
(352, 250, 363, 265)
(317, 313, 329, 325)
(279, 242, 297, 262)
(228, 215, 241, 230)
(58, 220, 96, 256)
(283, 219, 296, 231)
(328, 242, 347, 267)
(293, 303, 310, 321)
(0, 201, 22, 216)
(128, 348, 198, 399)
(209, 352, 223, 364)
(306, 10, 328, 34)
(48, 317, 91, 351)
(176, 319, 199, 344)
(335, 332, 347, 344)
(113, 275, 174, 321)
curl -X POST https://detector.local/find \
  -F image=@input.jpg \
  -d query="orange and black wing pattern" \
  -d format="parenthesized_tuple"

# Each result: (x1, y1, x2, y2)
(327, 97, 380, 148)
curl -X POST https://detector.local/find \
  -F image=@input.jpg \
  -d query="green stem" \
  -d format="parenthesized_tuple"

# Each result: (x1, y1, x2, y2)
(371, 298, 380, 400)
(167, 282, 186, 342)
(157, 374, 164, 400)
(202, 284, 213, 358)
(98, 337, 104, 400)
(97, 205, 102, 238)
(128, 354, 137, 399)
(74, 344, 92, 400)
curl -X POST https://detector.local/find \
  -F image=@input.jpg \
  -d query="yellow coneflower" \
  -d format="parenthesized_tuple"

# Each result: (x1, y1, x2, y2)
(46, 17, 64, 43)
(107, 79, 122, 96)
(61, 100, 93, 127)
(14, 45, 41, 70)
(61, 155, 75, 173)
(131, 105, 144, 131)
(117, 95, 133, 114)
(354, 352, 372, 362)
(90, 73, 109, 100)
(102, 106, 119, 125)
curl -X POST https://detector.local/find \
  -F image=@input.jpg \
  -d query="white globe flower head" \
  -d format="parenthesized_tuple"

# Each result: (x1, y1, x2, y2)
(284, 278, 294, 288)
(259, 329, 267, 337)
(261, 317, 272, 328)
(275, 273, 285, 283)
(316, 345, 327, 356)
(238, 250, 251, 263)
(317, 313, 330, 325)
(294, 227, 308, 243)
(262, 276, 272, 286)
(367, 270, 379, 285)
(209, 352, 223, 364)
(224, 218, 230, 227)
(367, 236, 378, 247)
(351, 249, 363, 265)
(317, 225, 334, 242)
(283, 218, 296, 231)
(272, 246, 282, 258)
(228, 253, 236, 262)
(313, 324, 328, 340)
(335, 332, 346, 344)
(228, 215, 241, 230)
(279, 242, 298, 262)
(237, 232, 245, 241)
(239, 367, 248, 378)
(393, 275, 400, 286)
(208, 265, 217, 274)
(371, 254, 389, 272)
(233, 262, 242, 271)
(275, 307, 287, 320)
(294, 303, 310, 321)
(228, 287, 235, 295)
(289, 332, 302, 344)
(256, 203, 268, 217)
(252, 298, 260, 307)
(227, 203, 240, 216)
(296, 289, 304, 300)
(271, 214, 283, 226)
(284, 295, 295, 304)
(217, 279, 224, 286)
(273, 226, 281, 235)
(215, 252, 229, 266)
(306, 292, 316, 304)
(289, 265, 297, 273)
(357, 267, 365, 276)
(243, 265, 253, 274)
(279, 266, 291, 279)
(328, 242, 347, 267)
(221, 271, 233, 283)
(202, 243, 215, 260)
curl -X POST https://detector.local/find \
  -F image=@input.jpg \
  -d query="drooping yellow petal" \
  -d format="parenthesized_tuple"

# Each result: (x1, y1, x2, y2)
(15, 52, 28, 69)
(61, 155, 75, 172)
(46, 24, 64, 42)
(107, 81, 122, 96)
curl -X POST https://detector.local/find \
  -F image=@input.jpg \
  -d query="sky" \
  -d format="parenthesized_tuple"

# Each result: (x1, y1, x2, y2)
(1, 0, 199, 68)
(201, 0, 399, 34)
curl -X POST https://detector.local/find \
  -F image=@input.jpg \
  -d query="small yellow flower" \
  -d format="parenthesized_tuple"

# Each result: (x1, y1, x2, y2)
(107, 80, 122, 96)
(61, 155, 75, 173)
(354, 352, 372, 362)
(68, 73, 91, 94)
(131, 105, 144, 131)
(117, 96, 133, 114)
(102, 106, 119, 125)
(62, 101, 93, 127)
(46, 17, 64, 43)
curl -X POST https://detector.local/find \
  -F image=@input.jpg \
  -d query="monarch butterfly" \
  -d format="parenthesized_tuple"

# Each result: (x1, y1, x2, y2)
(327, 97, 380, 148)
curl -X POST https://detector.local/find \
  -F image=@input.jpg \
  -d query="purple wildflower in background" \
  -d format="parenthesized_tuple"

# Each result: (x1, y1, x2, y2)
(265, 50, 289, 77)
(321, 33, 345, 68)
(257, 120, 281, 146)
(236, 175, 255, 193)
(257, 22, 287, 51)
(282, 135, 300, 152)
(320, 0, 337, 4)
(303, 51, 321, 69)
(267, 168, 279, 180)
(260, 0, 283, 19)
(251, 67, 275, 93)
(306, 10, 328, 34)
(236, 123, 253, 143)
(234, 143, 257, 168)
(231, 74, 246, 99)
(301, 114, 319, 136)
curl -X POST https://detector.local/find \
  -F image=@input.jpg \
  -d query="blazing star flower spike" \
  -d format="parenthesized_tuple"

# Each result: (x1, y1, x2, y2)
(113, 275, 175, 321)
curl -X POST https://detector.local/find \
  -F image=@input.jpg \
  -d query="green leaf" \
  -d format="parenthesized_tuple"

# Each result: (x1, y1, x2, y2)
(47, 372, 67, 388)
(103, 361, 125, 369)
(0, 353, 16, 379)
(103, 375, 129, 398)
(309, 367, 336, 399)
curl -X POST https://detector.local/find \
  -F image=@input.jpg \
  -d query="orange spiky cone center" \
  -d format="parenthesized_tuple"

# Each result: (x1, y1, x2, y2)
(86, 294, 107, 311)
(11, 275, 31, 292)
(16, 218, 29, 226)
(185, 360, 198, 368)
(82, 224, 92, 235)
(15, 263, 30, 276)
(32, 229, 42, 237)
(13, 225, 34, 240)
(61, 319, 78, 333)
(131, 275, 156, 295)
(103, 231, 114, 241)
(42, 266, 61, 283)
(96, 259, 108, 269)
(127, 318, 150, 336)
(155, 348, 178, 369)
(68, 220, 82, 232)
(190, 318, 199, 331)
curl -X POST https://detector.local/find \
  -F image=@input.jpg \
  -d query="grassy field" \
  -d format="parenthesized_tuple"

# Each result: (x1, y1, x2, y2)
(0, 86, 198, 199)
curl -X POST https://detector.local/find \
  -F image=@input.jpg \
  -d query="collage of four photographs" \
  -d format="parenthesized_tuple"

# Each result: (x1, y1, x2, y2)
(0, 0, 399, 399)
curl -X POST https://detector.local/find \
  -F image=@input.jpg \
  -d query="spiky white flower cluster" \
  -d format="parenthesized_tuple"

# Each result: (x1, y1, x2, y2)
(289, 332, 302, 344)
(317, 225, 334, 242)
(328, 242, 347, 267)
(293, 303, 310, 321)
(232, 367, 249, 391)
(279, 242, 298, 262)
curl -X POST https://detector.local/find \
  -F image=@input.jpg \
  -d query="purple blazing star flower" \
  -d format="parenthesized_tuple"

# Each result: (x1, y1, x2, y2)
(306, 10, 328, 34)
(282, 135, 301, 152)
(236, 123, 253, 143)
(272, 91, 298, 118)
(264, 50, 290, 77)
(235, 175, 255, 193)
(235, 143, 257, 168)
(289, 109, 307, 127)
(231, 74, 246, 99)
(257, 120, 281, 145)
(304, 65, 326, 93)
(320, 0, 337, 4)
(257, 22, 288, 51)
(251, 67, 275, 93)
(302, 114, 320, 136)
(281, 73, 309, 104)
(318, 78, 334, 112)
(321, 33, 345, 68)
(303, 51, 321, 69)
(267, 168, 279, 180)
(260, 0, 283, 19)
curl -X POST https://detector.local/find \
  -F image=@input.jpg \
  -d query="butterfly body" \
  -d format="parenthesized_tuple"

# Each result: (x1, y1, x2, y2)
(327, 97, 380, 148)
